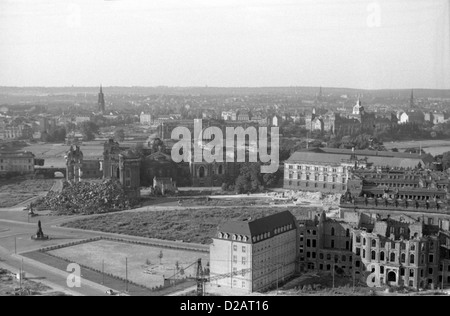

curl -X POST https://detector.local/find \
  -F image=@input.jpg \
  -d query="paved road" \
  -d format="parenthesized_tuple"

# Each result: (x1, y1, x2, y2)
(0, 212, 208, 296)
(0, 220, 112, 296)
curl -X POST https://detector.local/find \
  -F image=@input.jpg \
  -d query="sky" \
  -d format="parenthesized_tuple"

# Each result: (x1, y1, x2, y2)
(0, 0, 449, 89)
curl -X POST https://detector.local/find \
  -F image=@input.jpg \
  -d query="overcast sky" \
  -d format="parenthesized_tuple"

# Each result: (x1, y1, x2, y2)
(0, 0, 449, 89)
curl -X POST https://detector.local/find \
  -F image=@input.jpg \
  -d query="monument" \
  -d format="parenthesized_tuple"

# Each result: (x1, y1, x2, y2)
(31, 220, 49, 241)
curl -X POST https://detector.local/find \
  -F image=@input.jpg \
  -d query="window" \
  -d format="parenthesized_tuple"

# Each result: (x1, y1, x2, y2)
(372, 240, 376, 248)
(345, 241, 350, 250)
(356, 236, 361, 243)
(390, 253, 395, 262)
(410, 254, 415, 264)
(331, 240, 335, 248)
(307, 239, 311, 247)
(401, 253, 406, 263)
(233, 245, 237, 251)
(233, 255, 237, 263)
(400, 268, 405, 276)
(356, 248, 360, 256)
(346, 229, 350, 237)
(363, 238, 366, 246)
(242, 257, 246, 265)
(363, 250, 366, 258)
(409, 270, 414, 277)
(331, 227, 335, 236)
(371, 251, 376, 260)
(312, 240, 317, 247)
(319, 253, 324, 260)
(380, 266, 385, 274)
(429, 254, 434, 263)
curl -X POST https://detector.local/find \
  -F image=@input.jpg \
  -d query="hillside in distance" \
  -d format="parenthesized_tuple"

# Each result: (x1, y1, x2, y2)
(0, 86, 449, 98)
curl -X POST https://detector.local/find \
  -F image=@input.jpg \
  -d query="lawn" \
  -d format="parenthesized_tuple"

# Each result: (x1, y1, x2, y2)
(47, 239, 209, 289)
(61, 206, 319, 244)
(0, 179, 55, 208)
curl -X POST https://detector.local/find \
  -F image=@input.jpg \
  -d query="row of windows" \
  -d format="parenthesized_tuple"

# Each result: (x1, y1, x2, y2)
(288, 174, 346, 183)
(287, 165, 342, 173)
(356, 248, 433, 265)
(0, 165, 32, 171)
(0, 159, 33, 164)
(305, 252, 353, 263)
(233, 245, 247, 253)
(232, 256, 247, 265)
(356, 236, 435, 252)
(287, 181, 346, 190)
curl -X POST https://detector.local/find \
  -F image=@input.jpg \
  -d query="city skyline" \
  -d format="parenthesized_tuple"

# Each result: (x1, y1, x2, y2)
(0, 0, 449, 89)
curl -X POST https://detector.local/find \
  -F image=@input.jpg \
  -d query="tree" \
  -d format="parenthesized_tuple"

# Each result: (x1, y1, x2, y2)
(114, 129, 125, 142)
(79, 121, 99, 141)
(235, 163, 262, 194)
(41, 127, 66, 143)
(442, 151, 450, 170)
(158, 250, 163, 265)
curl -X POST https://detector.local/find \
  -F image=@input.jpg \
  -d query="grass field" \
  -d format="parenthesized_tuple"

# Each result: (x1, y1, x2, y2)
(0, 179, 55, 208)
(47, 239, 208, 289)
(61, 207, 319, 244)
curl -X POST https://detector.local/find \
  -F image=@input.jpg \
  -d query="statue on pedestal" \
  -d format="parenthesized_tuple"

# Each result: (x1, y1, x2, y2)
(31, 220, 49, 241)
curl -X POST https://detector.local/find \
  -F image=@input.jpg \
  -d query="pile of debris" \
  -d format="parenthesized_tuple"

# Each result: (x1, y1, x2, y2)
(34, 180, 138, 215)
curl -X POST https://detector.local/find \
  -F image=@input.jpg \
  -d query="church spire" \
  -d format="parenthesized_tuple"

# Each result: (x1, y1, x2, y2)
(98, 85, 105, 113)
(410, 89, 414, 109)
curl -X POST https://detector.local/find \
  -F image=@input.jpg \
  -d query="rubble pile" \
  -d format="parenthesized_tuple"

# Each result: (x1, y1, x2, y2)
(34, 180, 138, 215)
(322, 194, 342, 208)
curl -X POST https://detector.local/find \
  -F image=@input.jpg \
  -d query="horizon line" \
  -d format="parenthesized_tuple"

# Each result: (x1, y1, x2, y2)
(0, 85, 449, 92)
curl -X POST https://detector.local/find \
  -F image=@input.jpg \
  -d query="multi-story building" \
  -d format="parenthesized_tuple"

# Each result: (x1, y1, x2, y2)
(298, 211, 450, 290)
(284, 149, 368, 193)
(0, 124, 33, 140)
(352, 221, 440, 289)
(0, 151, 35, 175)
(210, 211, 299, 293)
(284, 148, 432, 193)
(139, 112, 152, 125)
(298, 211, 354, 275)
(340, 168, 450, 218)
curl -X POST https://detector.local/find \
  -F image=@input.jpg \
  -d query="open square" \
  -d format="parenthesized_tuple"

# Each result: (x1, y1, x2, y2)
(47, 239, 209, 289)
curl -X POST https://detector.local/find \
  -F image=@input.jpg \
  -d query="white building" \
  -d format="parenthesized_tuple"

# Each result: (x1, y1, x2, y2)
(140, 112, 152, 125)
(0, 151, 35, 174)
(209, 211, 299, 293)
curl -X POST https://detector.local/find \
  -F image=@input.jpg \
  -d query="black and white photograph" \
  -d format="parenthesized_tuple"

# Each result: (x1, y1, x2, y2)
(0, 0, 450, 304)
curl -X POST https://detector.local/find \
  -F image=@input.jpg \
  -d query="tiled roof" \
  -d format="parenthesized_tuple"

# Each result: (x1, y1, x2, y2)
(218, 211, 297, 243)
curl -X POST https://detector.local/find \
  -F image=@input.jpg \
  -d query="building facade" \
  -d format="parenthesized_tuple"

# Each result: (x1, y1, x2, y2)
(0, 151, 35, 175)
(210, 211, 299, 293)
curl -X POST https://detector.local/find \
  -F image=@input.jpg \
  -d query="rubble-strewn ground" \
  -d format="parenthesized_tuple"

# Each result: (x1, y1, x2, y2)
(34, 180, 139, 215)
(0, 179, 55, 208)
(0, 267, 69, 296)
(61, 206, 319, 244)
